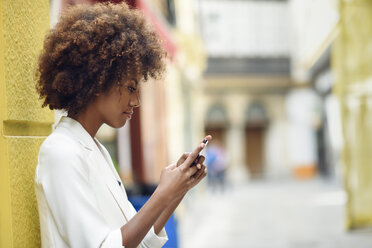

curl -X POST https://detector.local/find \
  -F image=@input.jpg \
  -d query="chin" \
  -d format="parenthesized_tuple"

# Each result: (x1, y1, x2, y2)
(108, 119, 127, 129)
(117, 120, 128, 128)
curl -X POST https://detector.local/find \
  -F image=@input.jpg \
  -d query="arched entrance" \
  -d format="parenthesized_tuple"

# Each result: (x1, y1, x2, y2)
(244, 101, 269, 178)
(205, 104, 229, 145)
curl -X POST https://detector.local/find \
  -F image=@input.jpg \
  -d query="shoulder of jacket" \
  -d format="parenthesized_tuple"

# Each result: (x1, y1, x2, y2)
(40, 131, 83, 159)
(36, 131, 90, 181)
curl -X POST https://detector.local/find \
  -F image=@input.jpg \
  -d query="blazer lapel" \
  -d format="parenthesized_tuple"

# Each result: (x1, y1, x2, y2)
(92, 141, 131, 222)
(57, 116, 131, 222)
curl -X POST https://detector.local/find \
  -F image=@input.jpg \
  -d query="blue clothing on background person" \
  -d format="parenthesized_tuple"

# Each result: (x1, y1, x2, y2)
(205, 143, 228, 192)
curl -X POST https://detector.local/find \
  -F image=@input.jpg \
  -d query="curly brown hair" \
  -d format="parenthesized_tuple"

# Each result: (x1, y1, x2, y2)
(36, 2, 166, 115)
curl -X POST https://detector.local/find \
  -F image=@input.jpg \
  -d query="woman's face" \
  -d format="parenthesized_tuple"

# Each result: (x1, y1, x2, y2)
(95, 78, 141, 128)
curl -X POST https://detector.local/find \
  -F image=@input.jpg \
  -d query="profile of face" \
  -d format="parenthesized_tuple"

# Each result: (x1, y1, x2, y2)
(94, 78, 141, 129)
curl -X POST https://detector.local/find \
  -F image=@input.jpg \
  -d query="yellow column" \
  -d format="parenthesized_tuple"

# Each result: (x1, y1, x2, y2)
(333, 0, 372, 229)
(0, 0, 53, 247)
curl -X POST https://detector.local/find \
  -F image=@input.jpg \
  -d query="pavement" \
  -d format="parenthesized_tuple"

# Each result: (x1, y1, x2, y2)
(178, 178, 372, 248)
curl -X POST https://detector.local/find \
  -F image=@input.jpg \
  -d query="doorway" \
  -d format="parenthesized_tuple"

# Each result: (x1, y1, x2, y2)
(204, 104, 229, 145)
(245, 125, 265, 178)
(244, 101, 269, 178)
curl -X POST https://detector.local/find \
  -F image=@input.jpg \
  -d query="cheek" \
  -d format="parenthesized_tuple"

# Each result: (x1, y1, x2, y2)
(100, 99, 119, 119)
(104, 90, 130, 115)
(119, 93, 131, 108)
(111, 93, 125, 111)
(104, 109, 127, 128)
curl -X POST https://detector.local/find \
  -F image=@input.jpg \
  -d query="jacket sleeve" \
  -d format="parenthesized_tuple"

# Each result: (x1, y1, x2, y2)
(141, 225, 168, 248)
(35, 134, 124, 248)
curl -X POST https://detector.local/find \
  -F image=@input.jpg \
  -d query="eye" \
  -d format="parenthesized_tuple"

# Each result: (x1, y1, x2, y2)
(128, 86, 137, 93)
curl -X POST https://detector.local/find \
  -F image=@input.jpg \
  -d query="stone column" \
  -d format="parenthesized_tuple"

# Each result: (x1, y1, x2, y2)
(225, 94, 249, 184)
(0, 1, 52, 247)
(333, 0, 372, 229)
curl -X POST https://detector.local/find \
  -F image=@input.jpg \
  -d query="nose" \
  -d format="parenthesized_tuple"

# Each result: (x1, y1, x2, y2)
(129, 91, 141, 108)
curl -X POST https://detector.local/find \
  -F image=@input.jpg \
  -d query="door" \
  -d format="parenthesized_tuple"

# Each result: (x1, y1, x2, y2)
(245, 126, 265, 178)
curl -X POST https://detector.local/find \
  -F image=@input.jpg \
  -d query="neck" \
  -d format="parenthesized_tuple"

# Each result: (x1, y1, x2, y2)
(68, 107, 103, 138)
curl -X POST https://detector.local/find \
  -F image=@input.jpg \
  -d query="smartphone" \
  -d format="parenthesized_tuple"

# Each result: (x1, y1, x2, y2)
(190, 138, 209, 167)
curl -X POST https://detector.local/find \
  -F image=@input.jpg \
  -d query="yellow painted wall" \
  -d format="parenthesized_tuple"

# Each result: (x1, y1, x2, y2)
(0, 0, 53, 247)
(333, 0, 372, 229)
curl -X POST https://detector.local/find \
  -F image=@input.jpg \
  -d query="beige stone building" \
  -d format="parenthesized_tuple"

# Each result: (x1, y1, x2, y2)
(197, 0, 293, 181)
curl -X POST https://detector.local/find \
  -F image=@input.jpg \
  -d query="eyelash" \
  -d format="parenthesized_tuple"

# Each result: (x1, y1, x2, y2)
(128, 86, 137, 93)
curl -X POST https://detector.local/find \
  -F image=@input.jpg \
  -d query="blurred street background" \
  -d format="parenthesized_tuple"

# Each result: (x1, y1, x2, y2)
(180, 179, 372, 248)
(1, 0, 372, 247)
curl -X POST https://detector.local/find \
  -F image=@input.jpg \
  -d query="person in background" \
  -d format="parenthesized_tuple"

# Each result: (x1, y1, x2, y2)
(34, 3, 211, 247)
(206, 140, 229, 193)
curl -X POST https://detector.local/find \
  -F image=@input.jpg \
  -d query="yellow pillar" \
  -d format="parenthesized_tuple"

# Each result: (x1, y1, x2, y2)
(333, 0, 372, 229)
(0, 0, 53, 247)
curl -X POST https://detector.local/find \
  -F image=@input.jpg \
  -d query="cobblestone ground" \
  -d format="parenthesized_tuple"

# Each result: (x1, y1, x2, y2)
(179, 178, 372, 248)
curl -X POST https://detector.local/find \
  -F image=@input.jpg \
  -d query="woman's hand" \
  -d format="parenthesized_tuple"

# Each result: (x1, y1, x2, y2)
(176, 152, 207, 189)
(155, 135, 212, 203)
(151, 135, 211, 235)
(189, 154, 207, 189)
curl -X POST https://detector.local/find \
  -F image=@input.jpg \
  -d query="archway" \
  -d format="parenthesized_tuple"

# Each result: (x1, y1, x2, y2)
(205, 104, 229, 145)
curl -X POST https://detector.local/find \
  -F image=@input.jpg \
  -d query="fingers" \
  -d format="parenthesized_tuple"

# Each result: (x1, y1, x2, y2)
(181, 135, 212, 169)
(192, 164, 205, 179)
(190, 165, 207, 189)
(166, 163, 177, 170)
(190, 154, 205, 167)
(188, 164, 199, 177)
(182, 143, 204, 168)
(198, 166, 207, 180)
(197, 155, 205, 165)
(177, 152, 190, 167)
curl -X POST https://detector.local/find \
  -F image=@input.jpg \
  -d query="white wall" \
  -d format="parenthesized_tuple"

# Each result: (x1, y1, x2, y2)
(289, 0, 339, 82)
(198, 0, 290, 58)
(263, 95, 290, 178)
(285, 88, 321, 168)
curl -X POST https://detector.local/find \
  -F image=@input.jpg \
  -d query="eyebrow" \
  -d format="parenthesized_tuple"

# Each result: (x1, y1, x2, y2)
(132, 79, 139, 86)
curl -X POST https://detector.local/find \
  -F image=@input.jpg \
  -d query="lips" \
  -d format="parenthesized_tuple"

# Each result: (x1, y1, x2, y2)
(123, 111, 133, 119)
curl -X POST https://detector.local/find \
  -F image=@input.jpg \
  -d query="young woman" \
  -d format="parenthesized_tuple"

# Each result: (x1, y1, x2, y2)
(34, 3, 211, 248)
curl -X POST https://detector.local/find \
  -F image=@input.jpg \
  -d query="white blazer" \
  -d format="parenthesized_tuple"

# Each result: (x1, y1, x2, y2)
(34, 116, 168, 248)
